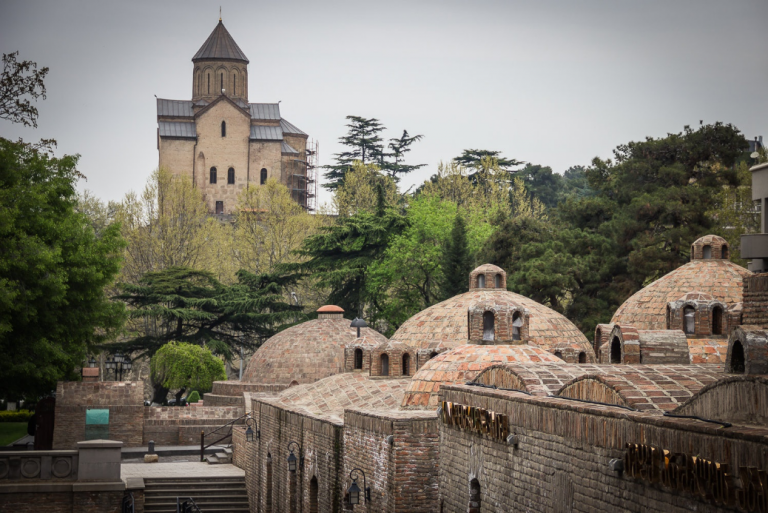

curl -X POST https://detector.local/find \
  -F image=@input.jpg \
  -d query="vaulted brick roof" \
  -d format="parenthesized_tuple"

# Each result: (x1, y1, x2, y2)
(687, 338, 729, 364)
(389, 289, 593, 354)
(611, 259, 750, 330)
(401, 344, 561, 409)
(243, 319, 387, 385)
(267, 373, 410, 423)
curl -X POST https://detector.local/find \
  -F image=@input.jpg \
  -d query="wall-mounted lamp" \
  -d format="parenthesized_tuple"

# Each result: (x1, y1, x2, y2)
(245, 414, 259, 442)
(350, 318, 367, 338)
(347, 468, 371, 505)
(609, 458, 624, 474)
(287, 441, 303, 472)
(506, 434, 519, 446)
(88, 356, 97, 368)
(385, 435, 394, 445)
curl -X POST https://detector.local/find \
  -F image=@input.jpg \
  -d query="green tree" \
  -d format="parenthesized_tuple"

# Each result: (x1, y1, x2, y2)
(113, 266, 300, 402)
(150, 342, 226, 405)
(517, 164, 563, 208)
(0, 138, 125, 398)
(1, 52, 48, 127)
(453, 149, 523, 173)
(439, 213, 472, 300)
(333, 162, 399, 216)
(323, 116, 386, 190)
(380, 130, 425, 182)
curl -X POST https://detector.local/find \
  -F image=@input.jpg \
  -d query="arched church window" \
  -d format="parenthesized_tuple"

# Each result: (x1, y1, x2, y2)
(210, 167, 217, 184)
(683, 306, 695, 334)
(221, 121, 226, 137)
(207, 73, 210, 94)
(228, 167, 235, 184)
(221, 73, 224, 93)
(260, 168, 268, 185)
(482, 312, 495, 342)
(477, 274, 485, 288)
(512, 312, 523, 341)
(233, 74, 236, 95)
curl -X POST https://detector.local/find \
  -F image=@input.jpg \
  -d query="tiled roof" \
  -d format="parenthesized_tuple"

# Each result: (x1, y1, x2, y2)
(157, 99, 194, 117)
(611, 259, 750, 330)
(401, 344, 561, 409)
(158, 121, 196, 138)
(687, 337, 729, 364)
(192, 21, 249, 63)
(249, 103, 280, 120)
(267, 373, 410, 423)
(280, 119, 307, 136)
(243, 318, 388, 385)
(390, 289, 593, 354)
(250, 125, 282, 141)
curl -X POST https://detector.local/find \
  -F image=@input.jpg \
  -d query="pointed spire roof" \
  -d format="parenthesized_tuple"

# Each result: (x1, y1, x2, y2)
(192, 20, 249, 63)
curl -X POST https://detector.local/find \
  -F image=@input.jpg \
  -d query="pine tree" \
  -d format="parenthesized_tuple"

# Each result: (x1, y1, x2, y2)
(323, 116, 385, 190)
(380, 130, 425, 182)
(440, 214, 472, 300)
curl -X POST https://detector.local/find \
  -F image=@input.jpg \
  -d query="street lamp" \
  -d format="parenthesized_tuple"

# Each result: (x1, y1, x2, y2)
(104, 353, 132, 381)
(287, 441, 303, 472)
(87, 357, 97, 368)
(350, 317, 367, 338)
(347, 468, 371, 505)
(245, 415, 259, 442)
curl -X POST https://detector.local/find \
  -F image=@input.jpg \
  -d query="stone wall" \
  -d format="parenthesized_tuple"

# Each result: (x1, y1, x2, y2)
(743, 273, 768, 327)
(142, 406, 243, 446)
(438, 384, 768, 513)
(53, 382, 144, 449)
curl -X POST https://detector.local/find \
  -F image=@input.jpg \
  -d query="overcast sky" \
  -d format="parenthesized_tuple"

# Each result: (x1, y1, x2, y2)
(1, 0, 766, 207)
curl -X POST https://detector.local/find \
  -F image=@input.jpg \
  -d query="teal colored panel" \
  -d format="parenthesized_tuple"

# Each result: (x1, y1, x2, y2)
(85, 408, 109, 425)
(85, 424, 109, 440)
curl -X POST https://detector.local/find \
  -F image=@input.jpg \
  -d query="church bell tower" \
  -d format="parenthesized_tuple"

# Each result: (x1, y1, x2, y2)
(191, 19, 249, 104)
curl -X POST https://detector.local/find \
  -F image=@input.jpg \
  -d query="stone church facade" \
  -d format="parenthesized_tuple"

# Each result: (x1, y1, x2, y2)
(156, 20, 313, 215)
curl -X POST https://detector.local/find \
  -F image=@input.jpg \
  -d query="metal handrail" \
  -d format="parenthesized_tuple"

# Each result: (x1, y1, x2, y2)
(177, 497, 202, 513)
(200, 410, 252, 462)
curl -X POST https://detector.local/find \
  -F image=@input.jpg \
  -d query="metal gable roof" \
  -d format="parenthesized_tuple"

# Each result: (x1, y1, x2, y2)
(192, 21, 249, 63)
(249, 103, 281, 120)
(159, 121, 196, 138)
(157, 99, 194, 118)
(281, 141, 299, 154)
(280, 118, 307, 136)
(250, 125, 283, 141)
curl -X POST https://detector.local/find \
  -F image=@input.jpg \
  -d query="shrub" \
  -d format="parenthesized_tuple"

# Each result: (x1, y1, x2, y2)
(0, 410, 33, 422)
(187, 391, 200, 403)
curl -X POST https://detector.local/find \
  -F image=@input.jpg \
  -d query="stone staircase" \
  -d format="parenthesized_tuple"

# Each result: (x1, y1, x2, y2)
(143, 475, 249, 512)
(204, 446, 233, 464)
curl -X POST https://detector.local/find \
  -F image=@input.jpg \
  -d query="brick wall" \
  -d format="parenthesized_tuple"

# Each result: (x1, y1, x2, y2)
(438, 384, 768, 513)
(0, 490, 123, 513)
(142, 406, 243, 446)
(53, 382, 144, 449)
(743, 273, 768, 327)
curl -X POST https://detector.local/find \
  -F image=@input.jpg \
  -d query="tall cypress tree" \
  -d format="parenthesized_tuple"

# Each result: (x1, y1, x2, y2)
(440, 214, 472, 300)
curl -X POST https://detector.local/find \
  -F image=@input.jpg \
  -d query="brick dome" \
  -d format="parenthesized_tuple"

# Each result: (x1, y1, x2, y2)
(242, 315, 387, 385)
(400, 344, 561, 409)
(691, 234, 730, 260)
(389, 289, 593, 355)
(611, 259, 750, 330)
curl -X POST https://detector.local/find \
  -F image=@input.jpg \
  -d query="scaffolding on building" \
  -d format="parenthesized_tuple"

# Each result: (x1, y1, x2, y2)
(285, 139, 318, 212)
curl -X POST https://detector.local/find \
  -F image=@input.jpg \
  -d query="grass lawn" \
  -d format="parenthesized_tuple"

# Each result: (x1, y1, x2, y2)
(0, 423, 28, 446)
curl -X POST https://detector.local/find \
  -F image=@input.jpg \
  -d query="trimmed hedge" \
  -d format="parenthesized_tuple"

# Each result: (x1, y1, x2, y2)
(187, 391, 200, 403)
(0, 410, 33, 422)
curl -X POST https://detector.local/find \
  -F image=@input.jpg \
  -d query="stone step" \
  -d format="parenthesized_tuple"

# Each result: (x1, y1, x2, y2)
(143, 476, 247, 513)
(144, 488, 247, 496)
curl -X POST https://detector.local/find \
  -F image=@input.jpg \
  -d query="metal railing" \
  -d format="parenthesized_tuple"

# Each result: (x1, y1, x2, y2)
(122, 492, 134, 513)
(200, 410, 251, 462)
(177, 497, 202, 513)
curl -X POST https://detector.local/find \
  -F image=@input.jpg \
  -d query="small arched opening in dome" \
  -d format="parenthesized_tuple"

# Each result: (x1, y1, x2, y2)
(266, 453, 273, 513)
(578, 352, 587, 363)
(309, 476, 318, 513)
(482, 312, 495, 342)
(402, 353, 410, 376)
(702, 245, 712, 259)
(354, 349, 363, 370)
(469, 478, 481, 513)
(554, 351, 563, 360)
(477, 274, 485, 288)
(381, 354, 389, 376)
(683, 306, 696, 334)
(512, 312, 523, 341)
(712, 306, 724, 335)
(494, 274, 502, 288)
(289, 380, 299, 388)
(610, 337, 621, 364)
(730, 341, 745, 374)
(221, 121, 226, 137)
(429, 351, 438, 359)
(722, 244, 730, 259)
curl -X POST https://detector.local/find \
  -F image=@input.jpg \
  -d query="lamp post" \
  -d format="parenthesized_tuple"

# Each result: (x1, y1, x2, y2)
(87, 356, 97, 368)
(347, 468, 371, 505)
(104, 353, 132, 381)
(245, 415, 259, 442)
(350, 317, 367, 338)
(287, 441, 303, 472)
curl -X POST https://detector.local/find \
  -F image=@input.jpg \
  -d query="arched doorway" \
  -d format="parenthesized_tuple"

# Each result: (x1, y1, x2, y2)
(730, 341, 745, 373)
(309, 476, 319, 513)
(610, 337, 622, 364)
(468, 478, 481, 513)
